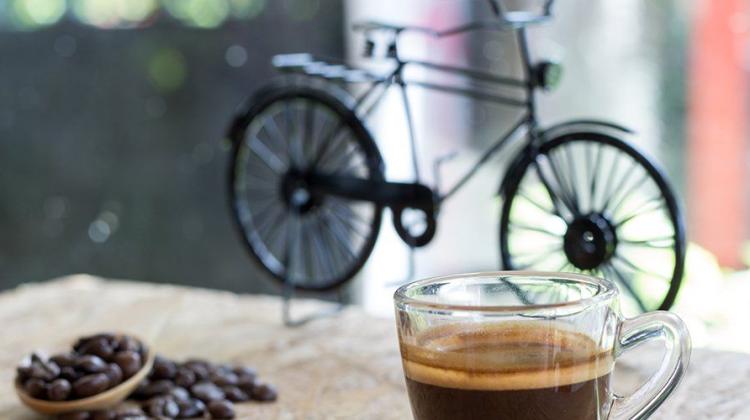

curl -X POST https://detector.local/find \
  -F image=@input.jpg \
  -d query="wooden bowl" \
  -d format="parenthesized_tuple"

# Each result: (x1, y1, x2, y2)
(15, 337, 154, 415)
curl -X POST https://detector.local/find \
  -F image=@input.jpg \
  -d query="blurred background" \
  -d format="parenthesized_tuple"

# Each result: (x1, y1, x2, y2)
(0, 0, 747, 348)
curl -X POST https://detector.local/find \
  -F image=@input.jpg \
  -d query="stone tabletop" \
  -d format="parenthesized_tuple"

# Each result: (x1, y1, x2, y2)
(1, 275, 749, 419)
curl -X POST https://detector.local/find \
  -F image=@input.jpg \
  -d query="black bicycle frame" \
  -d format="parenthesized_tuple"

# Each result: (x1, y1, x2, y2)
(290, 22, 548, 247)
(350, 25, 541, 205)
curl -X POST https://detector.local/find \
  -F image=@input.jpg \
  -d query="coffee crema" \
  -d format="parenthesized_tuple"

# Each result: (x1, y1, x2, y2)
(400, 322, 614, 420)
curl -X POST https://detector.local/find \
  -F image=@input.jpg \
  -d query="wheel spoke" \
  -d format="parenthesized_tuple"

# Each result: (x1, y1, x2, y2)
(282, 101, 300, 168)
(312, 120, 347, 167)
(615, 196, 665, 228)
(332, 148, 367, 176)
(314, 216, 339, 280)
(620, 236, 675, 249)
(321, 210, 359, 261)
(239, 192, 278, 209)
(531, 159, 571, 220)
(249, 200, 284, 233)
(255, 208, 287, 242)
(600, 158, 636, 211)
(302, 100, 316, 166)
(300, 221, 317, 282)
(584, 142, 594, 210)
(545, 152, 579, 215)
(262, 113, 291, 166)
(500, 277, 534, 305)
(320, 130, 354, 169)
(329, 200, 370, 236)
(509, 221, 563, 238)
(596, 147, 624, 212)
(237, 149, 278, 184)
(308, 222, 330, 281)
(311, 109, 336, 155)
(514, 255, 549, 270)
(248, 136, 286, 174)
(607, 171, 650, 216)
(554, 259, 569, 272)
(561, 144, 583, 213)
(517, 189, 555, 214)
(327, 141, 361, 173)
(589, 143, 604, 209)
(266, 216, 289, 259)
(513, 248, 560, 270)
(612, 254, 671, 282)
(603, 262, 648, 312)
(317, 215, 348, 274)
(242, 170, 277, 187)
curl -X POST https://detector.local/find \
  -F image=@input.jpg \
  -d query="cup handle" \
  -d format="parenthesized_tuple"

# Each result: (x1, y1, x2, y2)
(609, 311, 691, 420)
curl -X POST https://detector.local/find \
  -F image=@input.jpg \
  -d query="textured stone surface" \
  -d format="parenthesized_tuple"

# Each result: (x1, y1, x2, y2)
(1, 275, 748, 419)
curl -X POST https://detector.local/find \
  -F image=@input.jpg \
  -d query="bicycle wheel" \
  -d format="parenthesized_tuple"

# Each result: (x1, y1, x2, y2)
(228, 84, 384, 291)
(499, 131, 685, 313)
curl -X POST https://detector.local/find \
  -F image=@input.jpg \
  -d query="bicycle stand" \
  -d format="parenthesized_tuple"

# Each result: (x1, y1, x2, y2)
(281, 277, 346, 327)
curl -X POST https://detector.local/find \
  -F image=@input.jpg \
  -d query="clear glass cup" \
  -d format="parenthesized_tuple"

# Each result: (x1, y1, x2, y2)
(394, 271, 690, 420)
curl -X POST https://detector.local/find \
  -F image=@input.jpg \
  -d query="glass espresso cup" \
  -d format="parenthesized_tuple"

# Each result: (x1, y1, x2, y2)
(394, 272, 690, 420)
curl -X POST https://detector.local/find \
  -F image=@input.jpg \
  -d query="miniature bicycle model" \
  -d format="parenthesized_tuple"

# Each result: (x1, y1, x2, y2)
(226, 0, 685, 314)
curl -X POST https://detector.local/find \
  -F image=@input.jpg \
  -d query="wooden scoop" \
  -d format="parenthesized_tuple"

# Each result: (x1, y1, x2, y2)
(15, 340, 154, 415)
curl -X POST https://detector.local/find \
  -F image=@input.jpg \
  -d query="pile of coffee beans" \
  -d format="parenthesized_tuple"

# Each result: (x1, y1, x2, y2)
(16, 333, 147, 402)
(16, 333, 278, 420)
(127, 354, 277, 418)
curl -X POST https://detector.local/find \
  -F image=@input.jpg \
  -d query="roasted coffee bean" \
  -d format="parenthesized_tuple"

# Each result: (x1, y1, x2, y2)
(217, 364, 235, 374)
(47, 379, 72, 401)
(51, 353, 77, 368)
(129, 380, 151, 400)
(164, 399, 180, 418)
(178, 398, 206, 418)
(151, 355, 177, 380)
(79, 338, 114, 361)
(184, 359, 210, 381)
(77, 355, 108, 373)
(73, 373, 109, 398)
(140, 379, 173, 397)
(114, 407, 147, 419)
(237, 375, 256, 394)
(16, 365, 32, 383)
(103, 363, 123, 387)
(174, 367, 196, 388)
(89, 410, 115, 420)
(58, 411, 91, 420)
(115, 415, 147, 420)
(190, 381, 225, 402)
(113, 351, 142, 379)
(233, 366, 257, 380)
(30, 355, 61, 381)
(115, 336, 140, 353)
(145, 396, 180, 418)
(169, 386, 191, 403)
(251, 382, 278, 402)
(211, 370, 239, 387)
(222, 385, 250, 402)
(74, 333, 114, 353)
(207, 399, 235, 419)
(59, 366, 83, 382)
(24, 378, 47, 398)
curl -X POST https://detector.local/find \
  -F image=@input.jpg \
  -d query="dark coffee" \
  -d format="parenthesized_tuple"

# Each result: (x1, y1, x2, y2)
(400, 323, 613, 420)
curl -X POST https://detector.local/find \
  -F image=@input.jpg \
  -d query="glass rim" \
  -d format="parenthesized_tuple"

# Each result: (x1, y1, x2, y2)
(393, 270, 618, 313)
